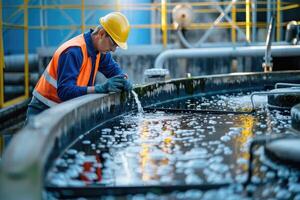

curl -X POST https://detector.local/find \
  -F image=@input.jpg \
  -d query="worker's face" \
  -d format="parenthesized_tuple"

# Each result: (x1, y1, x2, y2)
(95, 29, 118, 54)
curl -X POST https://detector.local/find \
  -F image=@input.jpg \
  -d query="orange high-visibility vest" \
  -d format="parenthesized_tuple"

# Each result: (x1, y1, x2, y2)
(33, 34, 100, 107)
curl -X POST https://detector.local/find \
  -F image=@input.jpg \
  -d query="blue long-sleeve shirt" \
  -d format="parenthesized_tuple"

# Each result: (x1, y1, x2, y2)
(57, 30, 124, 101)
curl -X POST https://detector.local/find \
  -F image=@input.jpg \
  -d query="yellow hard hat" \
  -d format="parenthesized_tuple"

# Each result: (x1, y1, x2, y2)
(100, 12, 130, 49)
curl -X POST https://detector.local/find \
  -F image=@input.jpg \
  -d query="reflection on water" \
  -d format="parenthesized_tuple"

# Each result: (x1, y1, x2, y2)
(47, 92, 299, 199)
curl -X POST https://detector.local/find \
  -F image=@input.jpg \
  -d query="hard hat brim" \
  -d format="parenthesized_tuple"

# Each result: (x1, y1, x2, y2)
(115, 41, 128, 50)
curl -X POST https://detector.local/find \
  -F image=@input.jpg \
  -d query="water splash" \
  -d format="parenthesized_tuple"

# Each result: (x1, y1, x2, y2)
(131, 90, 144, 113)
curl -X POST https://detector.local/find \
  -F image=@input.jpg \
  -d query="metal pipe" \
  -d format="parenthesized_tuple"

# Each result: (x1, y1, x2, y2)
(267, 0, 272, 27)
(275, 83, 300, 88)
(81, 0, 85, 33)
(252, 0, 257, 42)
(154, 45, 300, 68)
(4, 72, 39, 85)
(262, 15, 275, 72)
(24, 0, 29, 98)
(0, 0, 4, 108)
(4, 54, 38, 72)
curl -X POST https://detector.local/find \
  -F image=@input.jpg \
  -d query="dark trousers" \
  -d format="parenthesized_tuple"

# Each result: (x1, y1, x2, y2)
(25, 96, 49, 124)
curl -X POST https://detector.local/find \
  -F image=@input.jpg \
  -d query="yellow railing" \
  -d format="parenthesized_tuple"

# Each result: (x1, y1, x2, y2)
(0, 0, 299, 108)
(0, 0, 29, 108)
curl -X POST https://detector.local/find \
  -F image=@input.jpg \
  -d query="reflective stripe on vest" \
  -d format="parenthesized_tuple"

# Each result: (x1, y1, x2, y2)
(33, 90, 58, 107)
(43, 70, 57, 88)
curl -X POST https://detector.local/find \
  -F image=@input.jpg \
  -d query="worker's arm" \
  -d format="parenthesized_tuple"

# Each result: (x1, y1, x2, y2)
(57, 47, 88, 101)
(95, 52, 132, 92)
(98, 53, 124, 78)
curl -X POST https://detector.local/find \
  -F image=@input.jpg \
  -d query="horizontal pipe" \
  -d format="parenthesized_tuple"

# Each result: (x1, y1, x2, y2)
(154, 45, 300, 68)
(4, 54, 38, 72)
(4, 72, 39, 85)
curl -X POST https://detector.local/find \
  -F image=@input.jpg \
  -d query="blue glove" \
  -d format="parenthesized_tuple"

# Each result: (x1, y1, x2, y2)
(95, 76, 126, 93)
(124, 80, 133, 91)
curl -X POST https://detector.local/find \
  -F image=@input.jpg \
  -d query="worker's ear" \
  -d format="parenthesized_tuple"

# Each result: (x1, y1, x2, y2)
(98, 28, 106, 39)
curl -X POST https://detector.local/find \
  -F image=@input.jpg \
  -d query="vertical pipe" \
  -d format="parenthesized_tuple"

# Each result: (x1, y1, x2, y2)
(231, 0, 237, 43)
(267, 0, 271, 28)
(276, 0, 281, 41)
(81, 0, 85, 33)
(251, 0, 257, 42)
(40, 0, 44, 47)
(161, 0, 167, 48)
(24, 0, 29, 98)
(246, 0, 251, 42)
(44, 0, 48, 46)
(151, 3, 156, 44)
(0, 0, 4, 107)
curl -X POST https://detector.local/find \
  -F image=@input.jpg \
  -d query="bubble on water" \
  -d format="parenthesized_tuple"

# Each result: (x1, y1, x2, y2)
(185, 159, 207, 169)
(183, 190, 203, 199)
(49, 174, 68, 187)
(65, 167, 80, 179)
(209, 156, 223, 163)
(235, 174, 247, 183)
(221, 135, 231, 142)
(214, 148, 222, 155)
(223, 146, 232, 155)
(255, 131, 263, 135)
(149, 149, 167, 161)
(246, 184, 257, 193)
(288, 183, 300, 193)
(181, 148, 209, 160)
(259, 124, 267, 128)
(185, 174, 203, 184)
(251, 175, 261, 184)
(266, 171, 276, 179)
(236, 158, 248, 165)
(157, 165, 173, 176)
(82, 140, 91, 145)
(159, 175, 173, 184)
(275, 189, 291, 199)
(259, 165, 268, 173)
(278, 168, 290, 179)
(209, 120, 217, 125)
(262, 188, 272, 198)
(209, 163, 229, 173)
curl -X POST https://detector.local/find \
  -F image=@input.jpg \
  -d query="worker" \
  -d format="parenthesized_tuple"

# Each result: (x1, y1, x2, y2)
(26, 12, 132, 121)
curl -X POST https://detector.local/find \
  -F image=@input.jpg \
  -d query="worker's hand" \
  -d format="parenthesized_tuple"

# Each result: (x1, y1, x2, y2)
(95, 76, 126, 93)
(124, 80, 133, 91)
